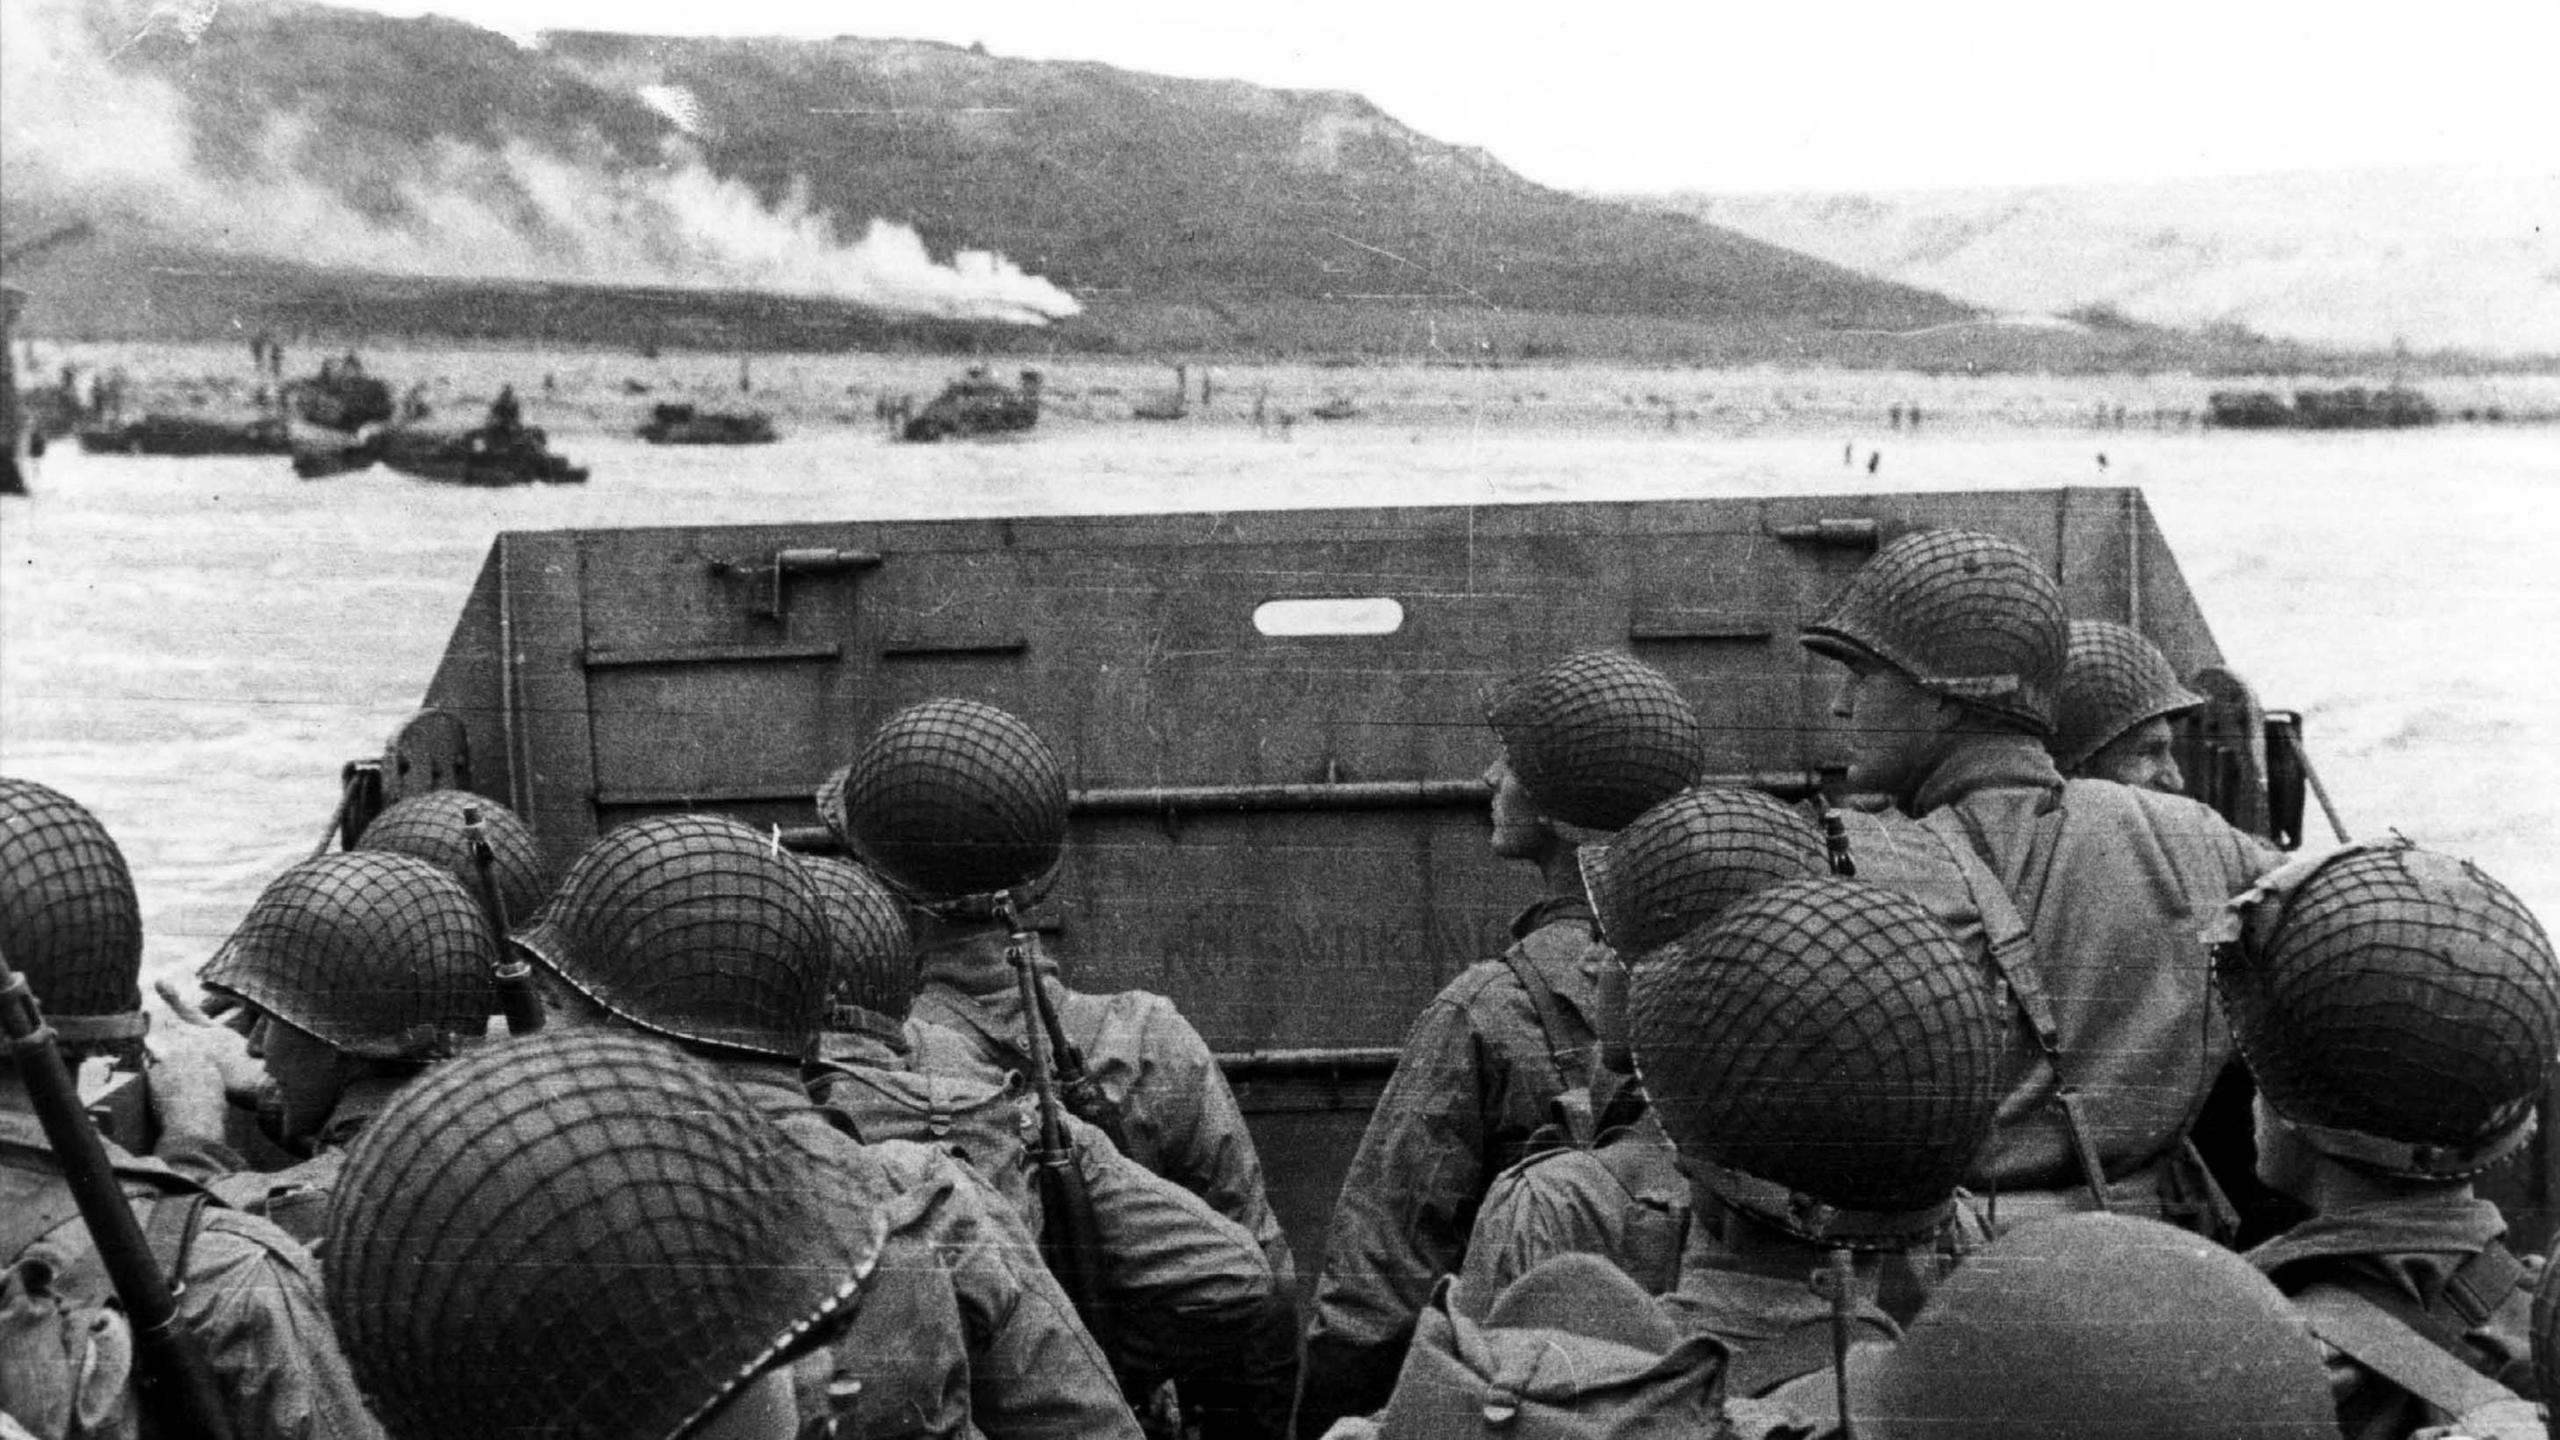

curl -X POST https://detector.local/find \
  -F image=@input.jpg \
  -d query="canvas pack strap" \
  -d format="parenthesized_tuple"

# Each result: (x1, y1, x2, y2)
(1919, 810, 2114, 1213)
(2295, 1282, 2525, 1422)
(1498, 935, 1597, 1096)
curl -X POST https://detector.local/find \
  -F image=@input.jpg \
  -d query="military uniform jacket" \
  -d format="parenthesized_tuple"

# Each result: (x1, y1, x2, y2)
(0, 1108, 386, 1440)
(910, 930, 1295, 1281)
(1300, 895, 1607, 1428)
(1843, 738, 2276, 1203)
(2250, 1192, 2539, 1439)
(203, 1076, 411, 1249)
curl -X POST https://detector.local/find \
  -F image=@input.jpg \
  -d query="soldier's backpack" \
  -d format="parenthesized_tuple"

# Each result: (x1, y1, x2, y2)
(1374, 1254, 1732, 1439)
(812, 1058, 1043, 1231)
(0, 1146, 210, 1440)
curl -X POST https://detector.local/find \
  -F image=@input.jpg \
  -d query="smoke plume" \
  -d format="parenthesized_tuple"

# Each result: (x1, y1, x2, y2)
(0, 0, 1082, 324)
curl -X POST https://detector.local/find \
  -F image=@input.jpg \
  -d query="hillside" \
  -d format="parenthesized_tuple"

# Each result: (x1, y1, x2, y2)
(1642, 168, 2560, 359)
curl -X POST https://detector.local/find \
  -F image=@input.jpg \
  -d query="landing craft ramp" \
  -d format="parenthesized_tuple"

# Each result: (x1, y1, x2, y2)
(352, 487, 2545, 1272)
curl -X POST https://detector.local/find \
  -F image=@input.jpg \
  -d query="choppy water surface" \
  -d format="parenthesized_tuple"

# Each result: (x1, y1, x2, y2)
(5, 410, 2557, 986)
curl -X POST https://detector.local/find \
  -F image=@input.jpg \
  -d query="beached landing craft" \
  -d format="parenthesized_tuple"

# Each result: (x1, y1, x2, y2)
(636, 401, 778, 445)
(309, 486, 2550, 1283)
(897, 366, 1043, 441)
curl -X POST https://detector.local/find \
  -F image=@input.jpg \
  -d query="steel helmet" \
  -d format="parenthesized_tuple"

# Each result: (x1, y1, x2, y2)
(821, 698, 1068, 904)
(1581, 786, 1828, 955)
(1852, 1214, 2337, 1439)
(2213, 839, 2560, 1178)
(0, 776, 145, 1045)
(324, 1030, 879, 1440)
(1485, 650, 1704, 832)
(801, 855, 918, 1027)
(200, 851, 496, 1060)
(1801, 529, 2067, 735)
(2052, 620, 2203, 771)
(1630, 878, 2001, 1246)
(355, 789, 553, 932)
(515, 814, 833, 1062)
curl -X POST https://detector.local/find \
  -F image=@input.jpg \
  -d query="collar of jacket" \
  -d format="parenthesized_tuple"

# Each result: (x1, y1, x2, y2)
(2247, 1189, 2508, 1276)
(1910, 734, 2066, 816)
(915, 926, 1060, 998)
(313, 1072, 413, 1151)
(1510, 893, 1598, 940)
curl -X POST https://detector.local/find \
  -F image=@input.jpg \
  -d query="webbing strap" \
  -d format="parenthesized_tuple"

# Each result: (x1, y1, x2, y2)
(2296, 1283, 2524, 1420)
(1919, 811, 2113, 1212)
(1497, 938, 1594, 1096)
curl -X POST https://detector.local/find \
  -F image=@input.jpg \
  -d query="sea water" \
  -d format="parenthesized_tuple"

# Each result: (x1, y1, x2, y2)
(4, 414, 2556, 988)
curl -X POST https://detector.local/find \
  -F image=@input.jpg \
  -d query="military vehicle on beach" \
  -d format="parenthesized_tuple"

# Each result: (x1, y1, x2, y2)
(315, 484, 2546, 1289)
(637, 401, 777, 445)
(898, 366, 1043, 441)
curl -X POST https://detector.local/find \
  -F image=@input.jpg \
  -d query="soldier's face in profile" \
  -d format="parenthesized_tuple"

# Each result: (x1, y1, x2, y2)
(250, 1012, 346, 1144)
(2083, 717, 2184, 794)
(1483, 756, 1549, 860)
(1828, 661, 1949, 795)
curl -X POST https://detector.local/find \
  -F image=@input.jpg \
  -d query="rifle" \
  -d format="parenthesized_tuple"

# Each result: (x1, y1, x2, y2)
(461, 803, 545, 1035)
(0, 943, 238, 1440)
(996, 893, 1128, 1388)
(1030, 962, 1131, 1156)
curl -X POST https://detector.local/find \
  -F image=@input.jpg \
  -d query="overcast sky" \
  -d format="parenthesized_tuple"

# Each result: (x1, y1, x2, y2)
(331, 0, 2559, 194)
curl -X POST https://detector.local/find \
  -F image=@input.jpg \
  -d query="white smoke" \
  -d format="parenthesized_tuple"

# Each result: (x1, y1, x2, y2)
(0, 0, 1082, 324)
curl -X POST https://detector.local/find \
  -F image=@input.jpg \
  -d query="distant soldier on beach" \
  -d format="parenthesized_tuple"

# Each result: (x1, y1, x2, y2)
(1802, 529, 2277, 1235)
(1299, 650, 1703, 1434)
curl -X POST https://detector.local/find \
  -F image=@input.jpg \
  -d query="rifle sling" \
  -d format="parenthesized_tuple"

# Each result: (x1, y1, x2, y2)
(2295, 1282, 2524, 1420)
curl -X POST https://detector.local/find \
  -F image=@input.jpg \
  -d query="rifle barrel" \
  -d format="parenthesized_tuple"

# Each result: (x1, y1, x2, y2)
(0, 949, 237, 1440)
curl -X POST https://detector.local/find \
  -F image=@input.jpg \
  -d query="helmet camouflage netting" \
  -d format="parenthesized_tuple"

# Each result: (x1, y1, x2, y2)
(2052, 620, 2204, 771)
(200, 851, 495, 1059)
(0, 776, 144, 1028)
(1801, 529, 2068, 735)
(1631, 878, 2001, 1241)
(801, 854, 919, 1027)
(821, 698, 1069, 903)
(1582, 786, 1828, 955)
(356, 789, 554, 932)
(1485, 650, 1704, 832)
(2216, 841, 2560, 1177)
(324, 1030, 876, 1440)
(515, 814, 832, 1062)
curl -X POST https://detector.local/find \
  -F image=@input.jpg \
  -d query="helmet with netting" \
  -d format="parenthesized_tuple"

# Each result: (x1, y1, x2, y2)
(1630, 878, 2000, 1246)
(356, 789, 553, 933)
(821, 698, 1068, 905)
(1485, 650, 1704, 832)
(1801, 529, 2067, 735)
(0, 777, 145, 1049)
(1853, 1214, 2337, 1439)
(802, 855, 918, 1027)
(2052, 620, 2204, 771)
(515, 814, 832, 1062)
(1582, 786, 1828, 955)
(324, 1031, 877, 1440)
(199, 852, 496, 1060)
(2214, 840, 2560, 1178)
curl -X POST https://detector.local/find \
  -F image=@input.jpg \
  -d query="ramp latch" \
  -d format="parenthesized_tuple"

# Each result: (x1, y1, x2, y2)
(712, 548, 883, 620)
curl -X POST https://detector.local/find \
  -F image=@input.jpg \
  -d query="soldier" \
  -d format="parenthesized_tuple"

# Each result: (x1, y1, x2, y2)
(191, 851, 497, 1244)
(2, 775, 385, 1439)
(2050, 619, 2202, 793)
(1456, 788, 1831, 1301)
(2215, 840, 2556, 1439)
(518, 811, 1288, 1440)
(1808, 1213, 2340, 1439)
(1621, 879, 2001, 1398)
(820, 705, 1299, 1439)
(1301, 650, 1704, 1432)
(823, 697, 1295, 1279)
(323, 1030, 878, 1440)
(1801, 529, 2278, 1233)
(351, 788, 554, 933)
